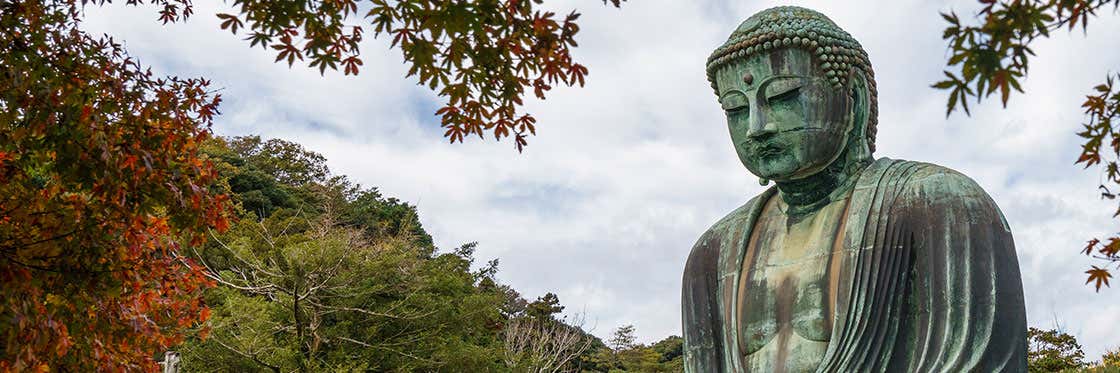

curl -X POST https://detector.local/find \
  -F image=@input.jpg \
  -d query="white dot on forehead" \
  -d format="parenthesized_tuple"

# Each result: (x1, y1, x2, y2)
(743, 72, 754, 85)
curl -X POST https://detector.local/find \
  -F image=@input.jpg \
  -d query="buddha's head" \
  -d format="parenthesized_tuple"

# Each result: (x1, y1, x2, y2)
(707, 6, 877, 182)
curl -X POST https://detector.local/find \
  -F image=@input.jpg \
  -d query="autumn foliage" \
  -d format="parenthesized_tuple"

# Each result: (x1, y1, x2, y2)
(1, 0, 629, 369)
(0, 1, 228, 370)
(1077, 75, 1120, 291)
(213, 0, 624, 151)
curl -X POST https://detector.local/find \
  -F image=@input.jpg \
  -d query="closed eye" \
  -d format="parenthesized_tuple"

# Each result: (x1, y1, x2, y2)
(768, 86, 801, 102)
(726, 105, 749, 116)
(720, 91, 749, 117)
(763, 77, 804, 103)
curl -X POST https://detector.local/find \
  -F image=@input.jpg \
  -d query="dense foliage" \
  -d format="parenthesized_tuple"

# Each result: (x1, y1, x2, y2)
(1021, 327, 1120, 372)
(1103, 348, 1120, 367)
(0, 1, 229, 370)
(1102, 347, 1120, 367)
(181, 137, 509, 371)
(4, 0, 630, 362)
(936, 0, 1120, 290)
(583, 325, 683, 372)
(173, 137, 689, 372)
(1029, 327, 1087, 372)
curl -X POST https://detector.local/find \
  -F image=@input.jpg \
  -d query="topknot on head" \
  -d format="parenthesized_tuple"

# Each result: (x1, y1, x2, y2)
(705, 6, 871, 92)
(733, 6, 838, 37)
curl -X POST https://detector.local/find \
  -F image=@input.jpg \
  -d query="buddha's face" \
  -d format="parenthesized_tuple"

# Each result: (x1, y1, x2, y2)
(715, 48, 855, 182)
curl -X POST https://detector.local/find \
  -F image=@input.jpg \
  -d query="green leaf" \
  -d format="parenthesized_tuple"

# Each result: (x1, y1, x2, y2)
(932, 80, 956, 90)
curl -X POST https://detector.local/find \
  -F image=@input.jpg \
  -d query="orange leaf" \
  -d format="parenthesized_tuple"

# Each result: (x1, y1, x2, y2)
(1086, 266, 1113, 292)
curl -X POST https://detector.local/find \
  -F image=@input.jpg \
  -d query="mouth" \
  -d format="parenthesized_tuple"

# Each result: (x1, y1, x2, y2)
(752, 144, 783, 157)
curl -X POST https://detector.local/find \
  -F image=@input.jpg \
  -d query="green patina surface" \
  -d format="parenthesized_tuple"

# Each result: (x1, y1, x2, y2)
(681, 6, 1028, 373)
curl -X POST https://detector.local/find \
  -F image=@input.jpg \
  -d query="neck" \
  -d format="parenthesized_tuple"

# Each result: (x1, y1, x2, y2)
(774, 142, 872, 219)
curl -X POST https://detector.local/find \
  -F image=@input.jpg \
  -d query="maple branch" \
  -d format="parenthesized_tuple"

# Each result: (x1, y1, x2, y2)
(0, 229, 78, 253)
(0, 253, 66, 273)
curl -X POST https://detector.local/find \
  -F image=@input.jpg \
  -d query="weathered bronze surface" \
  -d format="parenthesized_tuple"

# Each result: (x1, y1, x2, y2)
(681, 6, 1028, 372)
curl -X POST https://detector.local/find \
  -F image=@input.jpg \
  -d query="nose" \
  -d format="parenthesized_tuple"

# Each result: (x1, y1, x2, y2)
(746, 120, 779, 139)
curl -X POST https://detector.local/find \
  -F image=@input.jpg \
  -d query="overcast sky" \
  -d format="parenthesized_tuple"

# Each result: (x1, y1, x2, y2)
(83, 0, 1120, 360)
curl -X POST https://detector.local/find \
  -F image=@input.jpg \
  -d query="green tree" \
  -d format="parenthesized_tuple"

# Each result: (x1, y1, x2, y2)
(204, 135, 433, 246)
(226, 136, 329, 186)
(584, 327, 682, 373)
(609, 325, 637, 351)
(1028, 327, 1086, 372)
(1105, 347, 1120, 367)
(182, 138, 511, 371)
(186, 212, 505, 371)
(341, 186, 434, 248)
(936, 0, 1120, 290)
(575, 335, 611, 372)
(527, 292, 566, 321)
(650, 335, 684, 367)
(616, 346, 664, 372)
(596, 325, 637, 370)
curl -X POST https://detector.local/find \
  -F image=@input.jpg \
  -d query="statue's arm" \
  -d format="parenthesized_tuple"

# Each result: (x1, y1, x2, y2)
(681, 191, 771, 372)
(894, 165, 1028, 372)
(681, 229, 726, 373)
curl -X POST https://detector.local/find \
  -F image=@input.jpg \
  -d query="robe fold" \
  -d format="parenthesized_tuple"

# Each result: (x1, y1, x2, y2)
(682, 158, 1027, 372)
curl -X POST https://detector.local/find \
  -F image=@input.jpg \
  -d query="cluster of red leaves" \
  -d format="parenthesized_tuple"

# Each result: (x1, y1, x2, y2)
(214, 0, 623, 151)
(1, 1, 228, 370)
(1082, 239, 1114, 291)
(1078, 74, 1120, 291)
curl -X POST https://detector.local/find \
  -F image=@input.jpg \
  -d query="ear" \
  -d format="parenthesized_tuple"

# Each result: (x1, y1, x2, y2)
(846, 69, 873, 160)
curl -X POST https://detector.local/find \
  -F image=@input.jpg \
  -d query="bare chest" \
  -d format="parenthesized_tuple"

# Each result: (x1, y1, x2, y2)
(736, 196, 850, 371)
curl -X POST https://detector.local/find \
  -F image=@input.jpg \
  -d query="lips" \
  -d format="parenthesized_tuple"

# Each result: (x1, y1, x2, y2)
(753, 144, 783, 157)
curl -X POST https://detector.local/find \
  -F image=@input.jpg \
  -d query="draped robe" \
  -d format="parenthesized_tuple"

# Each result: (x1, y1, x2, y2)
(681, 158, 1028, 372)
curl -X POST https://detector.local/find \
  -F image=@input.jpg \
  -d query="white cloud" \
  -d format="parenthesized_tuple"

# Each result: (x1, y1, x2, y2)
(82, 0, 1120, 359)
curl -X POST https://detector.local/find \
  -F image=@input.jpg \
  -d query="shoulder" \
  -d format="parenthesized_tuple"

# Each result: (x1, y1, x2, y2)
(879, 159, 1009, 229)
(884, 159, 992, 201)
(684, 189, 773, 274)
(697, 187, 774, 244)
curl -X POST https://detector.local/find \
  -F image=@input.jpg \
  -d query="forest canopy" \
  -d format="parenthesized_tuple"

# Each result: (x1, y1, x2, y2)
(176, 135, 685, 372)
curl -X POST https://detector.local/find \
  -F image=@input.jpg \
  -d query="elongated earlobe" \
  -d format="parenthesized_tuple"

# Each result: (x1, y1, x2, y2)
(847, 70, 873, 160)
